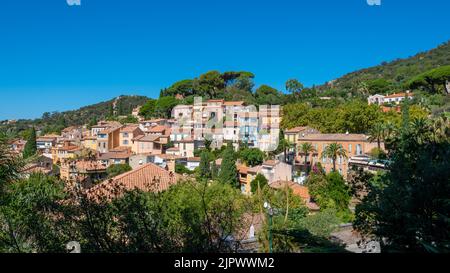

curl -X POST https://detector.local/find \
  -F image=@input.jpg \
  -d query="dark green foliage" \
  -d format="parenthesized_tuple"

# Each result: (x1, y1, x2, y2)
(1, 95, 148, 138)
(198, 151, 211, 179)
(239, 148, 265, 167)
(316, 41, 450, 95)
(306, 171, 352, 222)
(354, 116, 450, 253)
(154, 96, 180, 118)
(118, 115, 139, 125)
(250, 174, 268, 194)
(22, 127, 37, 159)
(175, 164, 193, 175)
(0, 135, 24, 194)
(255, 85, 284, 105)
(0, 174, 68, 252)
(139, 99, 156, 119)
(408, 65, 450, 94)
(218, 145, 238, 187)
(106, 164, 132, 178)
(0, 175, 251, 253)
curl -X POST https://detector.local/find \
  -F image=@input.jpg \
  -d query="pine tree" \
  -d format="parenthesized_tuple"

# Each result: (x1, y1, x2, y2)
(219, 145, 238, 187)
(23, 127, 37, 159)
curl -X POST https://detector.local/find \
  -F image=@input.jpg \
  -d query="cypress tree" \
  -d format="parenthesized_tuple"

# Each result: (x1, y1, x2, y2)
(23, 127, 37, 159)
(211, 160, 218, 179)
(219, 145, 238, 187)
(199, 151, 211, 179)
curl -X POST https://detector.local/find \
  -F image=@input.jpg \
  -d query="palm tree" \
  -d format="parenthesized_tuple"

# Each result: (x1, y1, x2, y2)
(431, 116, 450, 142)
(278, 138, 294, 163)
(382, 121, 397, 140)
(368, 123, 385, 150)
(299, 142, 316, 175)
(411, 117, 430, 144)
(321, 143, 348, 172)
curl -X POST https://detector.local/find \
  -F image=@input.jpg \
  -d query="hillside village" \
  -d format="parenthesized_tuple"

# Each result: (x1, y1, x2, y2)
(7, 92, 412, 250)
(10, 97, 392, 193)
(2, 75, 449, 253)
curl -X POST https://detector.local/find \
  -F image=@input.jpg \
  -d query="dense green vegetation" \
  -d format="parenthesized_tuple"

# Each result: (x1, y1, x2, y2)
(22, 127, 37, 159)
(106, 164, 132, 178)
(281, 100, 429, 133)
(0, 95, 148, 137)
(316, 41, 450, 95)
(353, 114, 450, 252)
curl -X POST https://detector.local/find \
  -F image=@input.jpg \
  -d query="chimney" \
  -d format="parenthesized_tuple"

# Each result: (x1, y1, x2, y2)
(167, 159, 176, 173)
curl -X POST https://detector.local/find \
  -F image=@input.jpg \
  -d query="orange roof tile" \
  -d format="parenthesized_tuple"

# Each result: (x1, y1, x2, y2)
(224, 101, 245, 106)
(385, 92, 413, 99)
(86, 163, 181, 200)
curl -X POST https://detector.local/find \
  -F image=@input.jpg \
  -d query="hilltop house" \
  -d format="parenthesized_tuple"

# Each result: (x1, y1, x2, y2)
(368, 91, 414, 106)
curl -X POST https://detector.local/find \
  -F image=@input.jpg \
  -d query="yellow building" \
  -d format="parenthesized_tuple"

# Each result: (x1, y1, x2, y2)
(81, 136, 98, 151)
(296, 133, 381, 178)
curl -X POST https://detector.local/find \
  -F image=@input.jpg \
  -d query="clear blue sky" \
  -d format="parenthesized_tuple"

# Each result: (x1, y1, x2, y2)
(1, 0, 449, 120)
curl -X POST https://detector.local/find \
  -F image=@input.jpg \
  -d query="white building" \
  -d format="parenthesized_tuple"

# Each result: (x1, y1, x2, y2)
(368, 91, 414, 106)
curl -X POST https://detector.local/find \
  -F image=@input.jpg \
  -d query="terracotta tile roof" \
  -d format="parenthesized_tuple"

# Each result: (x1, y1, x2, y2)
(120, 125, 140, 133)
(299, 134, 368, 142)
(238, 165, 249, 174)
(187, 157, 201, 162)
(166, 147, 180, 151)
(262, 160, 279, 167)
(155, 154, 186, 160)
(98, 126, 121, 135)
(37, 137, 57, 142)
(75, 161, 107, 172)
(248, 165, 262, 174)
(62, 126, 80, 132)
(149, 125, 169, 133)
(58, 145, 80, 152)
(285, 126, 308, 134)
(224, 101, 245, 106)
(82, 136, 97, 140)
(99, 152, 131, 160)
(133, 135, 161, 142)
(174, 137, 194, 143)
(270, 181, 320, 211)
(207, 99, 225, 103)
(22, 164, 52, 175)
(385, 92, 413, 99)
(109, 146, 132, 153)
(86, 163, 181, 200)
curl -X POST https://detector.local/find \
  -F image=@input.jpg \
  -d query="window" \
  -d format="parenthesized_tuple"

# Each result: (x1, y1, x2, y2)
(356, 144, 362, 155)
(348, 144, 352, 153)
(123, 140, 129, 145)
(123, 133, 129, 138)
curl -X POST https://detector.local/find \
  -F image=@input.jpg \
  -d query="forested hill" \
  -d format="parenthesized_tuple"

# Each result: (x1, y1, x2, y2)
(1, 95, 149, 136)
(318, 40, 450, 95)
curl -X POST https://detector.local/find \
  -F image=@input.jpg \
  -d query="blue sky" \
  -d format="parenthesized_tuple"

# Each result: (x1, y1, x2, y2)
(0, 0, 449, 120)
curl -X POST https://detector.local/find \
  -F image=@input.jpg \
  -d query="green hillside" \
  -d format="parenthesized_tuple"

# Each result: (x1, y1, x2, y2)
(318, 40, 450, 95)
(0, 95, 149, 137)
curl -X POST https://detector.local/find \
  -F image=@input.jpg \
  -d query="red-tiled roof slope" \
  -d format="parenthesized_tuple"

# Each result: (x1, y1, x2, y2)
(87, 163, 181, 200)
